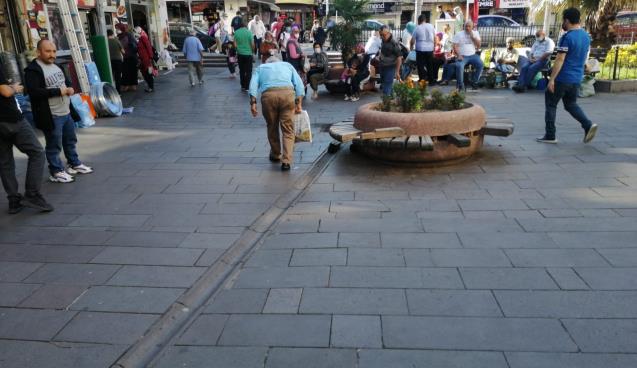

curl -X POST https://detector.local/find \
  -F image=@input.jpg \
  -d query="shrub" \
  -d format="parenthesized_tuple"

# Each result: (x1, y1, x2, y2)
(379, 80, 466, 113)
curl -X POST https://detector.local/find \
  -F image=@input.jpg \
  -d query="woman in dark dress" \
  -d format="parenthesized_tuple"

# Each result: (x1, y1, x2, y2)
(117, 23, 138, 92)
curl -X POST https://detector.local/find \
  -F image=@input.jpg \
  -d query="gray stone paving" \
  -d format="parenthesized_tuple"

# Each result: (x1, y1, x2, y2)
(1, 67, 637, 367)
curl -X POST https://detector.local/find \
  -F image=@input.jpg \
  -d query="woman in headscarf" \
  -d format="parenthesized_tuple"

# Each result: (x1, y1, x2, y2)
(116, 23, 138, 92)
(135, 26, 156, 92)
(286, 26, 304, 73)
(307, 42, 329, 99)
(259, 31, 279, 64)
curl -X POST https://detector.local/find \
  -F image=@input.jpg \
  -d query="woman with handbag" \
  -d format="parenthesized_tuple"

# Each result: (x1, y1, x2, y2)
(135, 27, 157, 92)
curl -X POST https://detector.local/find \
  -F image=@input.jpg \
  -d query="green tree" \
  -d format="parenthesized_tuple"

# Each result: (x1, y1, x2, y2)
(327, 0, 370, 63)
(531, 0, 634, 48)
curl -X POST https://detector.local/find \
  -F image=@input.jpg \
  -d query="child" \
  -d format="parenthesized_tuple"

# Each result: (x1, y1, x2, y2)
(225, 36, 237, 78)
(342, 57, 361, 101)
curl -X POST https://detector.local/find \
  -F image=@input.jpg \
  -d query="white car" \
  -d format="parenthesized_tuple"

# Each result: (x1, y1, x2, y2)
(477, 15, 541, 47)
(362, 19, 403, 43)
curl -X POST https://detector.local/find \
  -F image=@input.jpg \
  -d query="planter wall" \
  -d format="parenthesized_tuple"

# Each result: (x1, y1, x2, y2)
(594, 79, 637, 93)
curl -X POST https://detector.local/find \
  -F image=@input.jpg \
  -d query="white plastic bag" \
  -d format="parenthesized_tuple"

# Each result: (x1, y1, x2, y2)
(579, 75, 596, 98)
(293, 110, 312, 143)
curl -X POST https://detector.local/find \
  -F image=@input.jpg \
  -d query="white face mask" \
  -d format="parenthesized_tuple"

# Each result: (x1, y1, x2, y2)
(536, 36, 545, 41)
(314, 48, 321, 53)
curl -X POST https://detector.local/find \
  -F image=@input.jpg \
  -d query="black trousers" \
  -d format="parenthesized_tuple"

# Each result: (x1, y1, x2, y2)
(416, 51, 435, 83)
(110, 60, 123, 92)
(141, 68, 154, 90)
(0, 118, 45, 200)
(238, 54, 253, 90)
(348, 71, 370, 96)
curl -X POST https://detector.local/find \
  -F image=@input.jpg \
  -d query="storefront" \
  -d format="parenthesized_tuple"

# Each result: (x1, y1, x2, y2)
(275, 0, 313, 32)
(494, 0, 530, 24)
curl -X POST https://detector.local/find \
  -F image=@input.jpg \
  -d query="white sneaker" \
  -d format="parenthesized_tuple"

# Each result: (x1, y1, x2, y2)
(49, 171, 74, 183)
(312, 91, 318, 99)
(66, 164, 93, 175)
(191, 82, 195, 87)
(350, 95, 360, 102)
(344, 95, 351, 101)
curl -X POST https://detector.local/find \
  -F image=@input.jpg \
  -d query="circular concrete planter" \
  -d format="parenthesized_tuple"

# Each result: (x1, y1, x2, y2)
(352, 102, 487, 164)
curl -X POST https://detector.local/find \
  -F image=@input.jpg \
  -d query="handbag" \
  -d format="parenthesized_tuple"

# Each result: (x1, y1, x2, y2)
(303, 56, 311, 72)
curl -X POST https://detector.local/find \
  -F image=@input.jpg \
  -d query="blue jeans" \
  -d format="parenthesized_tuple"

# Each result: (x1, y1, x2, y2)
(441, 62, 456, 81)
(43, 114, 81, 174)
(454, 54, 483, 89)
(518, 56, 548, 88)
(380, 65, 396, 96)
(495, 64, 515, 77)
(544, 81, 592, 139)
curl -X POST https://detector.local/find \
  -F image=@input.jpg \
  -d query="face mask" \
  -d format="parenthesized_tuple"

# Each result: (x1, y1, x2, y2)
(536, 36, 545, 41)
(286, 27, 291, 32)
(314, 48, 321, 53)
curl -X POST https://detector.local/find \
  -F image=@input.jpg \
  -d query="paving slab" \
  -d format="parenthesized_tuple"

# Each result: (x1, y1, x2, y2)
(69, 286, 184, 313)
(54, 311, 158, 344)
(330, 315, 382, 348)
(233, 267, 330, 288)
(176, 314, 229, 345)
(505, 352, 637, 368)
(563, 319, 637, 352)
(0, 283, 41, 307)
(23, 263, 120, 285)
(0, 341, 126, 368)
(90, 247, 203, 266)
(407, 289, 502, 317)
(218, 314, 331, 347)
(358, 349, 508, 368)
(155, 346, 267, 368)
(382, 316, 578, 352)
(204, 289, 268, 314)
(106, 265, 206, 288)
(0, 307, 76, 340)
(266, 348, 357, 368)
(299, 288, 408, 315)
(19, 284, 88, 309)
(263, 288, 302, 314)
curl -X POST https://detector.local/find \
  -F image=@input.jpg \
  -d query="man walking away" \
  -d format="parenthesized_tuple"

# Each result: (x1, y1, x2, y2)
(107, 29, 124, 92)
(248, 15, 266, 58)
(234, 21, 255, 91)
(0, 68, 53, 213)
(513, 30, 555, 92)
(452, 20, 483, 91)
(249, 56, 305, 171)
(411, 14, 437, 84)
(25, 40, 93, 183)
(378, 25, 403, 96)
(183, 29, 205, 86)
(538, 8, 597, 144)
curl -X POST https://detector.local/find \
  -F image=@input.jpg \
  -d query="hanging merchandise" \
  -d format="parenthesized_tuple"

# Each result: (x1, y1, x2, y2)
(70, 94, 96, 128)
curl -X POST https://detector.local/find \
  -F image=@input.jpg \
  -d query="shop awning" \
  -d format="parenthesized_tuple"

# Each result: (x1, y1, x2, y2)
(250, 0, 281, 11)
(275, 0, 315, 5)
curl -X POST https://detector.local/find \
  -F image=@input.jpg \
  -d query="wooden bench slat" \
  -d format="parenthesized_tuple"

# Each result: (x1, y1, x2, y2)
(406, 135, 421, 149)
(376, 137, 392, 148)
(360, 127, 405, 140)
(390, 136, 408, 149)
(483, 122, 515, 137)
(420, 135, 434, 151)
(447, 134, 471, 147)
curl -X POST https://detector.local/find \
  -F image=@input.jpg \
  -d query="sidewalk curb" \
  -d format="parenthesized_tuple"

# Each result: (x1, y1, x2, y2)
(110, 147, 337, 368)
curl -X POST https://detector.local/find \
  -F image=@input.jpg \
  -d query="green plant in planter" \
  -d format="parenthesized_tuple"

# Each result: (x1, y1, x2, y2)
(380, 81, 466, 112)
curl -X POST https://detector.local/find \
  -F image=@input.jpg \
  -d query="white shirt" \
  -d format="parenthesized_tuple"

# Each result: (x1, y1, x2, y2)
(365, 35, 381, 55)
(412, 23, 435, 52)
(452, 30, 480, 56)
(248, 19, 266, 39)
(530, 37, 555, 59)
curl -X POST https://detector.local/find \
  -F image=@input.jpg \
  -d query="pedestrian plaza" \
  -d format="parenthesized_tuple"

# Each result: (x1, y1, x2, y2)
(1, 68, 637, 367)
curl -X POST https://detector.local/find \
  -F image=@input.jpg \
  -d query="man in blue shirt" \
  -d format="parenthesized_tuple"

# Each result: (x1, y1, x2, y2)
(183, 30, 205, 86)
(249, 56, 305, 171)
(539, 8, 598, 144)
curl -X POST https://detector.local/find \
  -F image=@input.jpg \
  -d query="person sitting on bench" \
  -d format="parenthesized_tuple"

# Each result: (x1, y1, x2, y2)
(513, 30, 555, 92)
(494, 37, 519, 85)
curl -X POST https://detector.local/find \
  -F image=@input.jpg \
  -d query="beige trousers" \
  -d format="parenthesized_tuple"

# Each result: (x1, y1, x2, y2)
(261, 88, 296, 165)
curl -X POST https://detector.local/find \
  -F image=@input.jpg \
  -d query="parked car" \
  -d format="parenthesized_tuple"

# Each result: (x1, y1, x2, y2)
(169, 22, 215, 50)
(362, 19, 403, 43)
(615, 11, 637, 44)
(477, 15, 540, 47)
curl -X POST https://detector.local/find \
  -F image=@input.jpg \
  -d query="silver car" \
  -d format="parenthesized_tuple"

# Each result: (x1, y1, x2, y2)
(477, 15, 541, 47)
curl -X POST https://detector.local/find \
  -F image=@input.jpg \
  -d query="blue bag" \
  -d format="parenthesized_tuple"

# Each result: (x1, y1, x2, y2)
(70, 95, 95, 128)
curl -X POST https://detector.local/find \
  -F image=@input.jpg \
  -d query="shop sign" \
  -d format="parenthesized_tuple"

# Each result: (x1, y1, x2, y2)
(478, 0, 494, 7)
(77, 0, 96, 8)
(365, 2, 395, 13)
(498, 0, 530, 9)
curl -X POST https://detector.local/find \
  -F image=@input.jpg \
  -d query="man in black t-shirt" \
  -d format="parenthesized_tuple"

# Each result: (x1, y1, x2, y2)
(0, 69, 53, 214)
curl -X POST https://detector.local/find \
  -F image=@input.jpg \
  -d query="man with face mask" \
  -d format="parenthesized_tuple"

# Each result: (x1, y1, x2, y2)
(537, 7, 597, 144)
(513, 29, 555, 92)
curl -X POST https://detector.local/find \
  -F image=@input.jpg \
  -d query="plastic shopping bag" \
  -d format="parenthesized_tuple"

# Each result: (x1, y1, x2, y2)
(293, 110, 312, 143)
(70, 95, 95, 128)
(579, 75, 596, 98)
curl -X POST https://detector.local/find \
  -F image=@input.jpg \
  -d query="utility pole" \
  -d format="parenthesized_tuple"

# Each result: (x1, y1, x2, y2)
(325, 0, 329, 21)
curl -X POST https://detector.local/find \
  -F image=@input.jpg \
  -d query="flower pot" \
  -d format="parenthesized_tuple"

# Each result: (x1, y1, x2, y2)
(352, 102, 487, 164)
